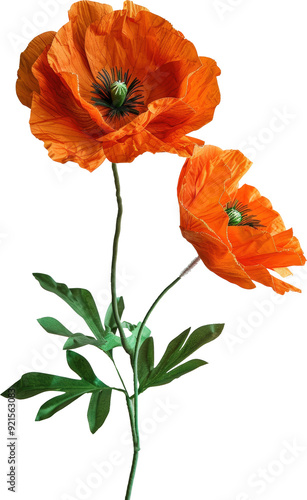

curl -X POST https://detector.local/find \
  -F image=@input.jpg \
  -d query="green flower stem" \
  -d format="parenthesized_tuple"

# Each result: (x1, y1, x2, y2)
(110, 161, 200, 499)
(132, 277, 181, 433)
(111, 162, 132, 356)
(125, 396, 139, 500)
(126, 257, 200, 497)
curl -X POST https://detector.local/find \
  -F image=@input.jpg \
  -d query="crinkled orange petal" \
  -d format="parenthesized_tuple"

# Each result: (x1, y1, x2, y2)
(178, 146, 305, 293)
(48, 22, 113, 134)
(102, 127, 200, 164)
(244, 265, 302, 294)
(274, 267, 292, 278)
(123, 1, 149, 16)
(178, 148, 252, 248)
(30, 48, 105, 171)
(229, 225, 304, 270)
(68, 1, 113, 51)
(167, 57, 221, 138)
(236, 184, 286, 234)
(85, 10, 201, 109)
(16, 32, 56, 107)
(273, 228, 305, 256)
(219, 153, 253, 205)
(96, 97, 205, 161)
(181, 228, 255, 290)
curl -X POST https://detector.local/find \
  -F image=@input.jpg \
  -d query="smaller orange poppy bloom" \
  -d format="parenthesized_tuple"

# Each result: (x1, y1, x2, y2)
(16, 1, 221, 171)
(177, 146, 306, 294)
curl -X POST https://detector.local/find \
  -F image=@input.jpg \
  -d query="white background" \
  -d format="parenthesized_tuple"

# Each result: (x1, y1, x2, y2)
(1, 0, 307, 499)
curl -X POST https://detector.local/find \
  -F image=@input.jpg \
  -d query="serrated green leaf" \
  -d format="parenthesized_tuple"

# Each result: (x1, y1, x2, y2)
(104, 297, 125, 333)
(66, 351, 105, 388)
(33, 273, 105, 341)
(35, 391, 84, 421)
(137, 337, 154, 385)
(37, 317, 74, 337)
(87, 389, 112, 434)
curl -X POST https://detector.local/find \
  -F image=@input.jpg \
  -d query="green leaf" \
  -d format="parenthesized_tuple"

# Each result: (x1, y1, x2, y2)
(144, 359, 207, 388)
(96, 322, 151, 355)
(37, 316, 108, 353)
(99, 332, 122, 352)
(63, 334, 105, 350)
(87, 389, 112, 434)
(154, 324, 224, 377)
(152, 328, 191, 377)
(137, 337, 154, 385)
(1, 373, 95, 399)
(37, 317, 74, 337)
(138, 324, 224, 393)
(35, 391, 84, 421)
(2, 352, 113, 429)
(33, 273, 105, 342)
(178, 324, 224, 363)
(66, 351, 105, 388)
(125, 322, 151, 351)
(104, 297, 125, 333)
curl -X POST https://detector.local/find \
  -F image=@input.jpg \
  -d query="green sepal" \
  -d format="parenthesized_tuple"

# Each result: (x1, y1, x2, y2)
(138, 323, 224, 393)
(33, 273, 106, 342)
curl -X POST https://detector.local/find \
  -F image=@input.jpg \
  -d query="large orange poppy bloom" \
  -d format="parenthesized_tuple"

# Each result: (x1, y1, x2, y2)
(16, 1, 221, 172)
(178, 146, 306, 294)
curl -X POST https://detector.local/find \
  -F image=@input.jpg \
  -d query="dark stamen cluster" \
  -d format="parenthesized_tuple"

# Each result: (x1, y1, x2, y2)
(225, 200, 265, 229)
(91, 67, 144, 119)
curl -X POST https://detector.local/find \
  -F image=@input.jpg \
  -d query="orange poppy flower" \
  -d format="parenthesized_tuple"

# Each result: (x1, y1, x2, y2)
(178, 146, 306, 294)
(16, 1, 221, 172)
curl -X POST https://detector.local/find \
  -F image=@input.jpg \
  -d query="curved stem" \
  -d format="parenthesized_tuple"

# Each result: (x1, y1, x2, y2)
(111, 162, 132, 355)
(131, 276, 182, 442)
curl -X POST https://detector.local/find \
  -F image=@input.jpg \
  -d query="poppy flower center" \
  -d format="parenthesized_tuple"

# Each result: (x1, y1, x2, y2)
(225, 207, 242, 226)
(91, 67, 144, 121)
(110, 81, 128, 108)
(224, 200, 264, 229)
